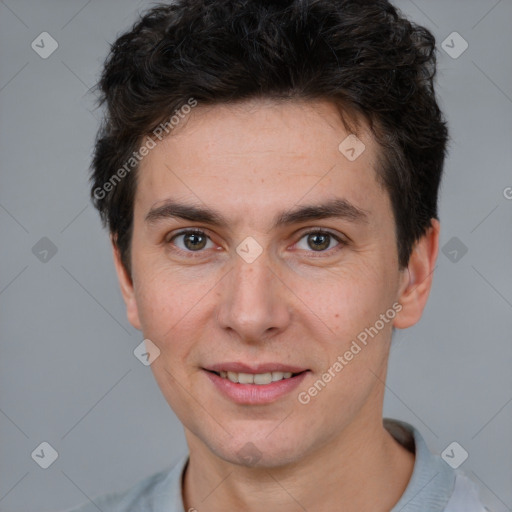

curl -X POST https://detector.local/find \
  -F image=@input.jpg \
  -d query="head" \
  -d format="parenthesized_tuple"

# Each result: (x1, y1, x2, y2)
(91, 0, 447, 467)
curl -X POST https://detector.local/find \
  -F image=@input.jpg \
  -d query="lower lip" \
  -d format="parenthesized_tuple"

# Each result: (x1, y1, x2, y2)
(204, 370, 309, 405)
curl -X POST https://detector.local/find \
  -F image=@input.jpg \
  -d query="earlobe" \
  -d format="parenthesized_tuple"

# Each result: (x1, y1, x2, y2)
(111, 236, 142, 331)
(393, 219, 440, 330)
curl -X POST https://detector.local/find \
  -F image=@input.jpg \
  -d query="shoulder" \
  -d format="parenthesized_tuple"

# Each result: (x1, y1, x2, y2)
(62, 455, 188, 512)
(444, 472, 490, 512)
(385, 418, 489, 512)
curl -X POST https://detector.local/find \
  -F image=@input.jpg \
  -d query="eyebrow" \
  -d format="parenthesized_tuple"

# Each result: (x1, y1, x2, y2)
(144, 197, 370, 230)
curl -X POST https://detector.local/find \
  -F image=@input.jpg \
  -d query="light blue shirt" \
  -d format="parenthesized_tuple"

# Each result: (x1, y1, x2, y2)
(64, 418, 488, 512)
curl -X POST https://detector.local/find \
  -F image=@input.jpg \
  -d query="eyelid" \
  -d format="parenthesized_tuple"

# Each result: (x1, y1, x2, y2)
(166, 228, 216, 256)
(297, 227, 346, 241)
(166, 227, 210, 242)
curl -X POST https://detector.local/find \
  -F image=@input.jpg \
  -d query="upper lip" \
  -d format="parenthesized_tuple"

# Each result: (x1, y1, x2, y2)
(205, 362, 309, 374)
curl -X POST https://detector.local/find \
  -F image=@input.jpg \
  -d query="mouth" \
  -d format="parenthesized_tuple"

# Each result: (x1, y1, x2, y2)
(205, 369, 306, 385)
(202, 363, 310, 404)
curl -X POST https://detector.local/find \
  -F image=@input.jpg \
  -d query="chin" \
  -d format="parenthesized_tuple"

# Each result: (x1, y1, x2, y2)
(203, 430, 309, 469)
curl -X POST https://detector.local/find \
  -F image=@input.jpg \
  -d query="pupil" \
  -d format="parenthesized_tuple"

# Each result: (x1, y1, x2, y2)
(309, 233, 329, 251)
(186, 233, 206, 250)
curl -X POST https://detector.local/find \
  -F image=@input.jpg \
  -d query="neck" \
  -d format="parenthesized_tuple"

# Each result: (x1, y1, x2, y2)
(182, 412, 415, 512)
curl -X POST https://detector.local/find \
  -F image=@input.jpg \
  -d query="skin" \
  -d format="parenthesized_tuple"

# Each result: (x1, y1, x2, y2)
(112, 98, 439, 512)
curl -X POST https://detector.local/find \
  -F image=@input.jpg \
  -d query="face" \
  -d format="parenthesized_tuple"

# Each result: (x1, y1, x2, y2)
(113, 99, 435, 468)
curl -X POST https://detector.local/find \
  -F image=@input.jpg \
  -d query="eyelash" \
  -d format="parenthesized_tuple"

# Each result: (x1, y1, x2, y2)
(165, 228, 347, 258)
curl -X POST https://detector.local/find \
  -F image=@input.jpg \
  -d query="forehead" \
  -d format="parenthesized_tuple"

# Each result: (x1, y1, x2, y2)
(134, 99, 389, 230)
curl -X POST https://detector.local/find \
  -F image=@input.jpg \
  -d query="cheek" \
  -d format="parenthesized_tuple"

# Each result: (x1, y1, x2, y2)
(132, 261, 226, 367)
(292, 260, 395, 398)
(132, 267, 191, 343)
(292, 260, 389, 335)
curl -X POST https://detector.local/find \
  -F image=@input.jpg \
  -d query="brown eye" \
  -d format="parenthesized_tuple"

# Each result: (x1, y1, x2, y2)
(307, 232, 331, 251)
(183, 231, 207, 250)
(295, 230, 345, 254)
(168, 229, 213, 253)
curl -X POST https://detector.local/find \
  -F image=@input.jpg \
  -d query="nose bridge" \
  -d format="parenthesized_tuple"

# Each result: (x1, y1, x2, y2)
(216, 247, 289, 340)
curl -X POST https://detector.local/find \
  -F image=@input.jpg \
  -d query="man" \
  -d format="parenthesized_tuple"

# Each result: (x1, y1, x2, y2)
(67, 0, 488, 510)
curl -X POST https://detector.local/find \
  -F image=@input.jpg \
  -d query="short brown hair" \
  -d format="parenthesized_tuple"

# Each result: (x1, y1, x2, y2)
(90, 0, 449, 275)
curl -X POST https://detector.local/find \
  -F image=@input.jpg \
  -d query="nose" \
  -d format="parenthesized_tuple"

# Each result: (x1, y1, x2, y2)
(215, 251, 291, 344)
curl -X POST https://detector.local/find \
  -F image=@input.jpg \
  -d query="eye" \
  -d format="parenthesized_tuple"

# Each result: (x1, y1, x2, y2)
(166, 228, 346, 258)
(294, 229, 345, 254)
(167, 229, 215, 254)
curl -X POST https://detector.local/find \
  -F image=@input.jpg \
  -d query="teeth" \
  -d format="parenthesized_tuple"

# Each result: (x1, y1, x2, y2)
(238, 372, 254, 384)
(219, 371, 294, 384)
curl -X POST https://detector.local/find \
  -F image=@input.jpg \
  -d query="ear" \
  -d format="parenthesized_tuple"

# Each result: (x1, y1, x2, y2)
(111, 236, 142, 331)
(393, 219, 440, 329)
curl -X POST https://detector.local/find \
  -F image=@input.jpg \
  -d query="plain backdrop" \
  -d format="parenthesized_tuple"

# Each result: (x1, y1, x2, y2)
(0, 1, 511, 511)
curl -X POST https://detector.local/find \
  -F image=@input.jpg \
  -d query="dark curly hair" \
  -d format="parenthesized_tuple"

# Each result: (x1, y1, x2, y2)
(90, 0, 449, 276)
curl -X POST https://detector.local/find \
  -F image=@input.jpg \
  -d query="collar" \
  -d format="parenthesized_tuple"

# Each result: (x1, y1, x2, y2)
(386, 418, 456, 511)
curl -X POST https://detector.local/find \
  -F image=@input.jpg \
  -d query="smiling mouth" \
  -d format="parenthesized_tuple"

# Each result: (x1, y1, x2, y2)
(206, 370, 306, 385)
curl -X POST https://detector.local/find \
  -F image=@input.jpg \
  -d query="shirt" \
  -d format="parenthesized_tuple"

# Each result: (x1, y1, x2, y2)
(64, 418, 489, 512)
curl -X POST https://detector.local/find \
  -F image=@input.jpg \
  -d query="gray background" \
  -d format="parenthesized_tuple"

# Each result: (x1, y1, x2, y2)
(0, 0, 511, 511)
